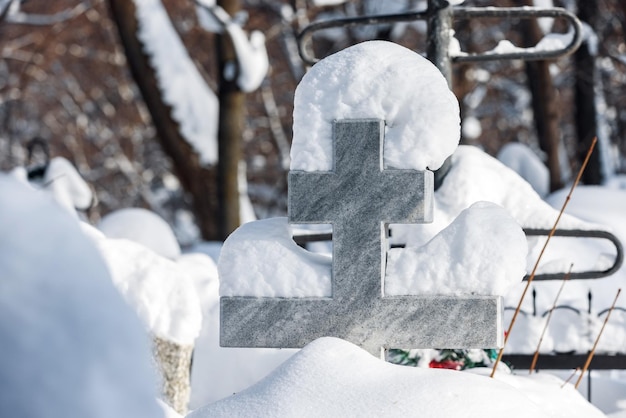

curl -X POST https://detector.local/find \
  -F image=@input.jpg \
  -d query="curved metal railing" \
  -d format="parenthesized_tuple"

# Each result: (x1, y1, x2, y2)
(297, 6, 582, 66)
(293, 228, 624, 282)
(524, 229, 624, 281)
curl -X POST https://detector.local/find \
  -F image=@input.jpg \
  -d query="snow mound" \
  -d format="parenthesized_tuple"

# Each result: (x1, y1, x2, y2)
(0, 175, 161, 418)
(187, 336, 589, 418)
(219, 217, 332, 297)
(469, 367, 605, 418)
(503, 311, 554, 354)
(291, 40, 460, 172)
(386, 201, 527, 296)
(435, 146, 596, 231)
(24, 156, 93, 215)
(220, 204, 526, 298)
(98, 208, 181, 260)
(42, 157, 93, 212)
(497, 142, 549, 198)
(392, 145, 603, 249)
(96, 238, 202, 345)
(184, 251, 296, 407)
(158, 398, 182, 418)
(547, 185, 626, 239)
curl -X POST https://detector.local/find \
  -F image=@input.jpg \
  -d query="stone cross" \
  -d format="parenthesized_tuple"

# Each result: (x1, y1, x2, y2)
(221, 119, 503, 355)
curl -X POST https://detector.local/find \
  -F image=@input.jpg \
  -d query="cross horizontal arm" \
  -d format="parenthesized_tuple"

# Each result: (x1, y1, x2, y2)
(221, 295, 504, 354)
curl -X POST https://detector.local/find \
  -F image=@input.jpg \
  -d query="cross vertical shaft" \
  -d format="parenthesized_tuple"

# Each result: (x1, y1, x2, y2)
(289, 119, 432, 301)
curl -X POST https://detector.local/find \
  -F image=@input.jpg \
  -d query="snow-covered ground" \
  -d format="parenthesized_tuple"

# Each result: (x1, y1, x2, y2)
(0, 175, 162, 418)
(189, 148, 626, 417)
(0, 169, 614, 417)
(4, 147, 626, 418)
(188, 337, 604, 418)
(193, 152, 626, 417)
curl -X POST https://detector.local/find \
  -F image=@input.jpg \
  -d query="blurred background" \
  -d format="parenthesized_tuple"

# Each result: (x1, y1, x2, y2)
(1, 0, 624, 246)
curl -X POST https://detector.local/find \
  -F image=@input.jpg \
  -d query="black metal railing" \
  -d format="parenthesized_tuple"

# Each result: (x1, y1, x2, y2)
(297, 4, 583, 72)
(293, 228, 624, 282)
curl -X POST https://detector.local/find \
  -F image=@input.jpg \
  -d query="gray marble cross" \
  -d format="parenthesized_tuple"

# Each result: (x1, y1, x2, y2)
(221, 119, 503, 354)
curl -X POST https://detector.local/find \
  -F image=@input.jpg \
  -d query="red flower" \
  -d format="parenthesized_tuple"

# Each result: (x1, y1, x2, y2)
(429, 359, 462, 370)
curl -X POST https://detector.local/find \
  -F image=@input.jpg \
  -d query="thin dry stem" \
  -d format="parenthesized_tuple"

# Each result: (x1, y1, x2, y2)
(575, 288, 622, 389)
(529, 264, 573, 374)
(561, 367, 581, 388)
(491, 138, 597, 378)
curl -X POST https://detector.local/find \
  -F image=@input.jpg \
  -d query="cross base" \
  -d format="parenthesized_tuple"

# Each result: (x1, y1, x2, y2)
(221, 295, 503, 355)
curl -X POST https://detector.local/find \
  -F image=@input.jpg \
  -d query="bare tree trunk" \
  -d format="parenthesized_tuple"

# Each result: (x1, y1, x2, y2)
(520, 0, 563, 191)
(108, 0, 221, 240)
(575, 0, 602, 184)
(216, 0, 243, 239)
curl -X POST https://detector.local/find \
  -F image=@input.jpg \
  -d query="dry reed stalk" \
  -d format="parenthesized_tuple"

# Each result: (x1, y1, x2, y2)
(490, 137, 598, 378)
(529, 264, 573, 374)
(575, 288, 622, 389)
(561, 367, 581, 388)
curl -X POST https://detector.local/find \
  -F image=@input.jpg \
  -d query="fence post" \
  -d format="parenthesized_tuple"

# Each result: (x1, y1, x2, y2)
(427, 0, 453, 86)
(427, 0, 454, 188)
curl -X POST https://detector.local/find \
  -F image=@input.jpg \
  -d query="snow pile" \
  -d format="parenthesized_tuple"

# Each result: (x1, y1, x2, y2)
(416, 147, 620, 281)
(134, 0, 218, 165)
(39, 157, 93, 213)
(596, 310, 626, 354)
(470, 367, 605, 418)
(0, 175, 162, 418)
(386, 202, 527, 296)
(219, 217, 331, 297)
(547, 186, 626, 240)
(489, 40, 525, 55)
(220, 204, 523, 298)
(16, 156, 93, 215)
(98, 207, 181, 260)
(508, 185, 626, 316)
(188, 337, 604, 418)
(95, 238, 202, 346)
(549, 309, 592, 353)
(505, 308, 626, 355)
(291, 40, 460, 172)
(392, 145, 604, 249)
(185, 251, 297, 407)
(158, 399, 183, 418)
(476, 30, 574, 57)
(535, 31, 575, 52)
(503, 312, 554, 354)
(497, 142, 550, 197)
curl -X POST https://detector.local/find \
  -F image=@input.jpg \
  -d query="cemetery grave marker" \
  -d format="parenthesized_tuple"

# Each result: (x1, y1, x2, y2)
(221, 117, 503, 355)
